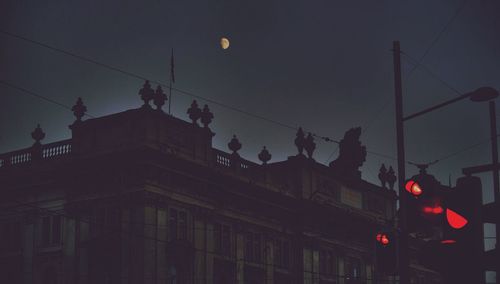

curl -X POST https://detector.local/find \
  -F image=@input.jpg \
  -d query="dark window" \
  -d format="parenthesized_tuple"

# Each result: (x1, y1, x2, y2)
(214, 258, 235, 284)
(245, 232, 253, 261)
(0, 222, 22, 252)
(274, 239, 290, 268)
(169, 208, 189, 241)
(222, 225, 231, 256)
(244, 265, 265, 284)
(214, 223, 231, 256)
(320, 250, 337, 276)
(244, 232, 263, 263)
(52, 216, 61, 244)
(345, 257, 362, 284)
(169, 209, 178, 241)
(41, 216, 62, 246)
(178, 211, 187, 240)
(42, 217, 50, 245)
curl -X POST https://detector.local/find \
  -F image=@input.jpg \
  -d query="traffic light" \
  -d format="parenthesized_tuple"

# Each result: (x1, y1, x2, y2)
(375, 231, 397, 274)
(443, 176, 481, 242)
(404, 173, 446, 237)
(416, 175, 484, 283)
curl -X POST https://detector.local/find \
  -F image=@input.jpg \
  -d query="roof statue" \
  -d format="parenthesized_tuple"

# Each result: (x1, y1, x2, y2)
(329, 127, 367, 179)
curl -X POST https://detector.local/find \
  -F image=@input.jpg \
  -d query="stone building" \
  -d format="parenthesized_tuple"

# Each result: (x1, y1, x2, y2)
(0, 81, 440, 283)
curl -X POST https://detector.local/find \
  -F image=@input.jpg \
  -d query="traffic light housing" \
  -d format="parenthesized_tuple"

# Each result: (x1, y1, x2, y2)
(404, 172, 446, 237)
(416, 175, 484, 283)
(375, 231, 397, 275)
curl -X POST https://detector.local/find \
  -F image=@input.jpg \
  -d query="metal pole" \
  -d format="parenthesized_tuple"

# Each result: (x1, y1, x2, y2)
(393, 41, 409, 284)
(489, 101, 500, 278)
(403, 92, 472, 121)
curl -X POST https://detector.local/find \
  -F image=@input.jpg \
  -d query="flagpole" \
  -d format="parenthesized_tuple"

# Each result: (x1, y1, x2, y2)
(169, 48, 174, 115)
(168, 81, 172, 115)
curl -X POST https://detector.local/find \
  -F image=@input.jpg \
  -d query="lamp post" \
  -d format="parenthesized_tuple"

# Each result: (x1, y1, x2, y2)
(392, 40, 499, 284)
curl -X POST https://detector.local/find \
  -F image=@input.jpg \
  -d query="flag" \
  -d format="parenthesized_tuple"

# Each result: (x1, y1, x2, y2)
(170, 48, 175, 84)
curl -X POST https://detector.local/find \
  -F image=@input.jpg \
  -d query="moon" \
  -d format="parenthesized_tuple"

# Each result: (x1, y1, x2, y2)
(220, 37, 230, 50)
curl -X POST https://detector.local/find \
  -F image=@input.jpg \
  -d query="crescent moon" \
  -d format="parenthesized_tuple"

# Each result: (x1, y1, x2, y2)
(220, 37, 230, 50)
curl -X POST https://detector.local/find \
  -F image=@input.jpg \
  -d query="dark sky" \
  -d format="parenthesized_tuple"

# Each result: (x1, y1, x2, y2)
(1, 0, 499, 254)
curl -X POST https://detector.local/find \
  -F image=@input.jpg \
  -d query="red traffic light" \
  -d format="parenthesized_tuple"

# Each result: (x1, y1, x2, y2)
(422, 205, 444, 214)
(405, 180, 423, 197)
(446, 208, 468, 229)
(376, 233, 390, 246)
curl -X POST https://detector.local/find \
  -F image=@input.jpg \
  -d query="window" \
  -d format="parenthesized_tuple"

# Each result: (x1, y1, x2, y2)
(89, 207, 120, 238)
(275, 239, 290, 268)
(214, 258, 235, 284)
(244, 232, 262, 263)
(0, 221, 22, 252)
(304, 248, 319, 284)
(214, 223, 231, 256)
(41, 215, 62, 246)
(340, 187, 363, 209)
(169, 208, 188, 241)
(319, 250, 337, 276)
(345, 257, 362, 284)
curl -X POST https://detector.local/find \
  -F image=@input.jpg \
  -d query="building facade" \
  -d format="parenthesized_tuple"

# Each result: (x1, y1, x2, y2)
(0, 81, 440, 283)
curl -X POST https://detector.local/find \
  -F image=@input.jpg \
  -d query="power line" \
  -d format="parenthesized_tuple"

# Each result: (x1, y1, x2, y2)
(0, 79, 95, 118)
(405, 0, 470, 78)
(339, 0, 471, 163)
(401, 51, 463, 96)
(0, 29, 336, 143)
(2, 30, 420, 163)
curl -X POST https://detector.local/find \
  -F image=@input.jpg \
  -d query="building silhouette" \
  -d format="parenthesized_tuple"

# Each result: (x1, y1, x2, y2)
(0, 81, 442, 283)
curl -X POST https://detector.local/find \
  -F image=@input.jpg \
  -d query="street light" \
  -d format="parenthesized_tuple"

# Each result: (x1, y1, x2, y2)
(469, 87, 499, 102)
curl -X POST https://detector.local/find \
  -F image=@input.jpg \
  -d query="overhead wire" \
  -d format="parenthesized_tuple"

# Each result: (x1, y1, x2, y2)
(325, 0, 471, 164)
(5, 31, 440, 163)
(0, 29, 334, 143)
(0, 79, 96, 118)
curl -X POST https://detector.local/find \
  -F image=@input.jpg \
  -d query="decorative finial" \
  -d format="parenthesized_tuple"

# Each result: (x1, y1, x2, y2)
(153, 85, 167, 111)
(228, 135, 242, 154)
(187, 100, 202, 125)
(304, 133, 316, 158)
(31, 124, 45, 145)
(294, 127, 305, 155)
(200, 104, 214, 128)
(71, 97, 87, 122)
(378, 164, 388, 188)
(258, 146, 271, 164)
(387, 166, 397, 190)
(139, 80, 154, 108)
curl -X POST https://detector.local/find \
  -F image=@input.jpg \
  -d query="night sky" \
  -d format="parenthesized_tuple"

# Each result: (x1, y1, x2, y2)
(1, 0, 500, 262)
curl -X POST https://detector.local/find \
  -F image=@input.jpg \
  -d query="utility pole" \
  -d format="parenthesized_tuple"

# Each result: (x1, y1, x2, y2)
(393, 41, 410, 284)
(489, 101, 500, 278)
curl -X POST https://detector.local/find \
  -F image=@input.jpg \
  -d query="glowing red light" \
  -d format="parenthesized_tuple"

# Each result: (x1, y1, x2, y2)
(432, 206, 443, 214)
(446, 208, 468, 229)
(422, 206, 443, 214)
(381, 235, 389, 245)
(376, 233, 390, 246)
(405, 180, 422, 197)
(441, 239, 456, 244)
